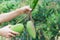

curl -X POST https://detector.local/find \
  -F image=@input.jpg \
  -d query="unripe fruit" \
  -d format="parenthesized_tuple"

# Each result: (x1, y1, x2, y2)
(26, 21, 36, 39)
(11, 24, 24, 33)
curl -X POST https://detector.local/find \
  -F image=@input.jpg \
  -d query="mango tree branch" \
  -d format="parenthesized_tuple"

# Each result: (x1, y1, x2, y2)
(29, 0, 39, 22)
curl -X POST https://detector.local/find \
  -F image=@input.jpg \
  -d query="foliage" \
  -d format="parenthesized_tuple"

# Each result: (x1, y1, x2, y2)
(0, 0, 60, 40)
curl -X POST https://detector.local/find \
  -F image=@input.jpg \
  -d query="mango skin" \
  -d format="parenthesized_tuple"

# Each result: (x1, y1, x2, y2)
(26, 21, 36, 39)
(11, 24, 24, 33)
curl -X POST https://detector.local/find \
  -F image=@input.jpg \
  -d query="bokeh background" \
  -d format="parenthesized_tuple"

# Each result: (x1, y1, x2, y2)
(0, 0, 60, 40)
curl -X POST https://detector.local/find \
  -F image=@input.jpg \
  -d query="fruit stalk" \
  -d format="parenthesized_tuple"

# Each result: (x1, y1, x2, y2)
(29, 0, 39, 21)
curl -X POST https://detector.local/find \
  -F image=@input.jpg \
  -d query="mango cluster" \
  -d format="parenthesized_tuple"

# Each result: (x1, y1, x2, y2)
(10, 21, 36, 39)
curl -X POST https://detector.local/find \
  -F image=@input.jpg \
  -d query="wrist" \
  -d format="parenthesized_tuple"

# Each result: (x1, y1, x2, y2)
(16, 8, 24, 14)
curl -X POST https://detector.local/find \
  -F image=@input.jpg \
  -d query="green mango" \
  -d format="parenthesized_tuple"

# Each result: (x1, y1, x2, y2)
(11, 24, 24, 33)
(26, 21, 36, 39)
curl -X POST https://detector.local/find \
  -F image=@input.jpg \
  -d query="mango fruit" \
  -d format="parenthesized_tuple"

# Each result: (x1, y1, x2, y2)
(26, 21, 36, 39)
(11, 24, 24, 33)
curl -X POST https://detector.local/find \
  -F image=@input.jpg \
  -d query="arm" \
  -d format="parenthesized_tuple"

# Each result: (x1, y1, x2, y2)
(0, 6, 31, 23)
(0, 6, 31, 38)
(0, 9, 23, 23)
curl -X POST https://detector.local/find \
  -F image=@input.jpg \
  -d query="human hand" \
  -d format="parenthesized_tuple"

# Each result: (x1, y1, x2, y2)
(0, 25, 19, 38)
(20, 6, 32, 13)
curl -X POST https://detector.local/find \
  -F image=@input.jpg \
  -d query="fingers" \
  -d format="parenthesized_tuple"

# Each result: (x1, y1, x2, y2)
(20, 6, 32, 13)
(24, 6, 32, 12)
(6, 31, 19, 38)
(9, 33, 15, 37)
(24, 6, 32, 11)
(27, 6, 32, 11)
(0, 25, 20, 38)
(10, 30, 19, 35)
(6, 33, 15, 38)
